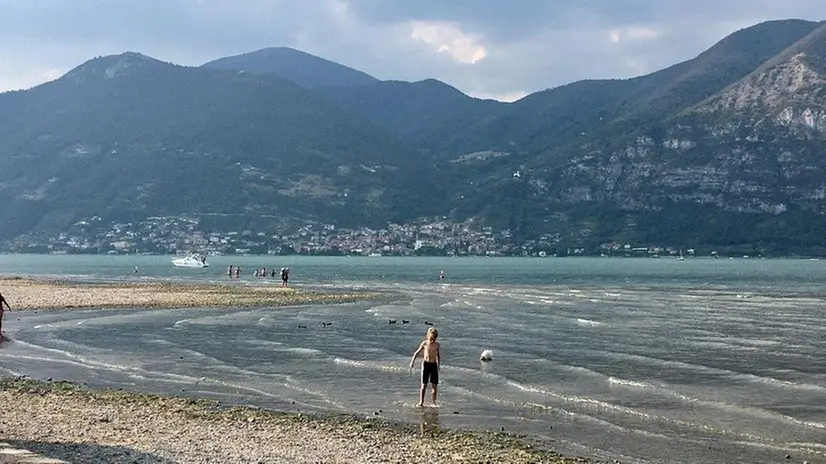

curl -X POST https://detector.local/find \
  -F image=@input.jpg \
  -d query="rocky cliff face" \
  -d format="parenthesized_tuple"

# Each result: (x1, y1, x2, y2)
(439, 23, 826, 251)
(699, 53, 826, 132)
(526, 24, 826, 219)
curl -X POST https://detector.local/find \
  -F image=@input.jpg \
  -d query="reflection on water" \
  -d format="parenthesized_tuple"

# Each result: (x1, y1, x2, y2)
(419, 407, 441, 435)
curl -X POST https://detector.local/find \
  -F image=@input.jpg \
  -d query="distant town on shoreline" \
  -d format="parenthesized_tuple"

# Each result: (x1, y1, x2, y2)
(0, 214, 801, 259)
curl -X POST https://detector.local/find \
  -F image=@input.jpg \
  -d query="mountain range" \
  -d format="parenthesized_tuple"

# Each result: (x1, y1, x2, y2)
(1, 18, 826, 255)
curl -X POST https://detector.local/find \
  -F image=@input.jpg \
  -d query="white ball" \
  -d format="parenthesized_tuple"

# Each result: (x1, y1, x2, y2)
(480, 350, 494, 361)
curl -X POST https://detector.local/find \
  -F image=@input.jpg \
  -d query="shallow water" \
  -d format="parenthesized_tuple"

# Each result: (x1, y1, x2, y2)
(1, 255, 825, 463)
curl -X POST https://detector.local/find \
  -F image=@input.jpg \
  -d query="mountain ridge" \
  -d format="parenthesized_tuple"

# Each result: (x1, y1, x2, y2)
(202, 47, 379, 88)
(2, 18, 826, 254)
(0, 52, 446, 240)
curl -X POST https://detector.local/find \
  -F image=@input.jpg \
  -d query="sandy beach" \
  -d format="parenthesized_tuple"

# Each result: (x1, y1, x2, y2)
(0, 277, 387, 311)
(0, 379, 583, 464)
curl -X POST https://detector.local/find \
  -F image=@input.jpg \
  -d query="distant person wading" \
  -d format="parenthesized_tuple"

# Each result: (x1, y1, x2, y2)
(280, 267, 290, 287)
(0, 291, 11, 341)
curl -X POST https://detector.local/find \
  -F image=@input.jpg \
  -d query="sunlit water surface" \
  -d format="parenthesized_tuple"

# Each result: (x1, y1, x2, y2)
(1, 255, 825, 463)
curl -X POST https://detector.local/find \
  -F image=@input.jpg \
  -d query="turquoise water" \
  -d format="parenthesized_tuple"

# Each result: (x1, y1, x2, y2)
(1, 255, 825, 463)
(2, 253, 826, 290)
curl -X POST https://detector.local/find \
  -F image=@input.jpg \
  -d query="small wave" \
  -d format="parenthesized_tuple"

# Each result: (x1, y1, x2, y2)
(173, 319, 189, 326)
(593, 350, 826, 393)
(608, 377, 652, 389)
(505, 379, 772, 439)
(281, 347, 324, 355)
(332, 357, 408, 373)
(282, 382, 347, 410)
(12, 340, 286, 387)
(439, 364, 513, 383)
(734, 372, 826, 393)
(506, 380, 654, 420)
(576, 318, 600, 326)
(444, 385, 521, 408)
(0, 365, 24, 377)
(241, 340, 284, 348)
(0, 352, 195, 384)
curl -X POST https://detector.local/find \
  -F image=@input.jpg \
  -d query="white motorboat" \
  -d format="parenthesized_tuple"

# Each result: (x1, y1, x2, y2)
(171, 253, 209, 268)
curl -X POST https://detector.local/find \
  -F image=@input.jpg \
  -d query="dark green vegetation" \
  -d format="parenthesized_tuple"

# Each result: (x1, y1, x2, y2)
(2, 20, 826, 254)
(0, 52, 445, 238)
(202, 47, 379, 88)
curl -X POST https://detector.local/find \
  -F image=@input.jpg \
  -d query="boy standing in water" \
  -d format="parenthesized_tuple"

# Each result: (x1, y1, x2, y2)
(410, 327, 441, 407)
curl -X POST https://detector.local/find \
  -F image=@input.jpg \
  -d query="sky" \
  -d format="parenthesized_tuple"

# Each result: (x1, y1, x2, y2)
(1, 0, 825, 102)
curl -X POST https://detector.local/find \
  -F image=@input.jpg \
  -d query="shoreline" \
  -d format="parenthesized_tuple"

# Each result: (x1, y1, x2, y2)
(0, 378, 586, 463)
(0, 276, 394, 311)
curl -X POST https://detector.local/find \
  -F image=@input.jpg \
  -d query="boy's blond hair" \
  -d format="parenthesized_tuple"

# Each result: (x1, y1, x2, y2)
(426, 327, 438, 341)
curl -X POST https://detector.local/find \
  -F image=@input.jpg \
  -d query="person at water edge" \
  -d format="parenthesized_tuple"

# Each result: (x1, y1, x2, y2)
(280, 267, 290, 287)
(410, 327, 441, 407)
(0, 291, 10, 338)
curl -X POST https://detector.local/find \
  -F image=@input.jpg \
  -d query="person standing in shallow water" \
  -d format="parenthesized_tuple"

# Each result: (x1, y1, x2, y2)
(410, 327, 441, 407)
(0, 291, 10, 340)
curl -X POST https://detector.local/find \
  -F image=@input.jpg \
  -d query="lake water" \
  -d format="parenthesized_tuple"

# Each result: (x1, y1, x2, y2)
(1, 254, 825, 463)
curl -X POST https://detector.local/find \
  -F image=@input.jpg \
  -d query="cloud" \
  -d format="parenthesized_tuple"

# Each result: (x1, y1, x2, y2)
(0, 0, 825, 101)
(468, 90, 529, 103)
(409, 21, 487, 64)
(608, 26, 663, 44)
